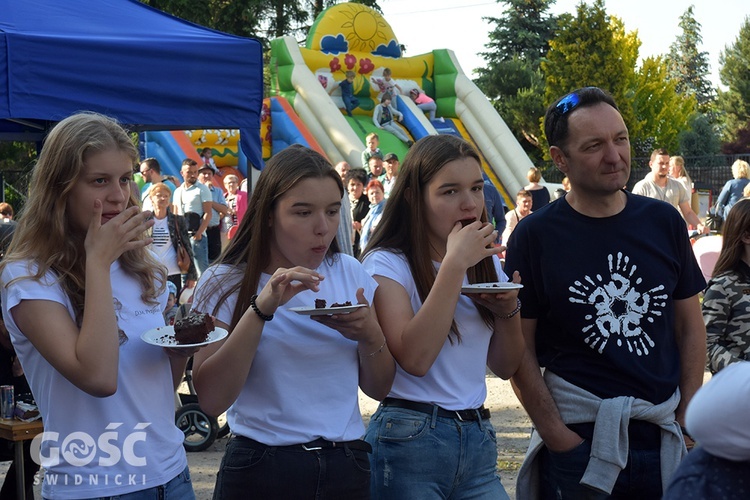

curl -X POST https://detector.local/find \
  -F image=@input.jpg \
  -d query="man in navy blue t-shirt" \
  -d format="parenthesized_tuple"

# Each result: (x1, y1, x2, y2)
(506, 87, 706, 499)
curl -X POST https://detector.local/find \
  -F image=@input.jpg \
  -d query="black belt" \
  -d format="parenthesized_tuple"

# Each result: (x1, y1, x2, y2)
(237, 436, 372, 453)
(382, 397, 490, 421)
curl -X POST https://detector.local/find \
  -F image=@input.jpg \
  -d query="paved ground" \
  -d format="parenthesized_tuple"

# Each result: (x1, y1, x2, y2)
(2, 375, 531, 499)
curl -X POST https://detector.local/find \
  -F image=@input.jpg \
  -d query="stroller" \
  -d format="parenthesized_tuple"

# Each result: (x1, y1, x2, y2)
(173, 302, 229, 452)
(175, 357, 230, 452)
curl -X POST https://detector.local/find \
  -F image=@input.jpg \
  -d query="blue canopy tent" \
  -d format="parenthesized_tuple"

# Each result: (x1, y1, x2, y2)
(0, 0, 264, 173)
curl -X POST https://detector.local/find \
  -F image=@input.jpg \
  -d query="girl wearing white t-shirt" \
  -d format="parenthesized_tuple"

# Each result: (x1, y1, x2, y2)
(361, 135, 525, 499)
(191, 145, 395, 499)
(0, 113, 194, 499)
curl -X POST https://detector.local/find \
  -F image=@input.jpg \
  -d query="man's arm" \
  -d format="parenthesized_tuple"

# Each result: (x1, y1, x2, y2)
(510, 318, 583, 452)
(678, 201, 707, 233)
(673, 294, 706, 424)
(193, 201, 212, 240)
(210, 201, 228, 217)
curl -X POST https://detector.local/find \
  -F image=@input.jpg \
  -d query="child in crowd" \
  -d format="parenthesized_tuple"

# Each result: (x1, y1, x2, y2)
(164, 281, 179, 325)
(361, 132, 381, 169)
(327, 70, 360, 117)
(371, 67, 402, 110)
(0, 112, 194, 499)
(361, 134, 524, 499)
(191, 145, 395, 499)
(409, 88, 439, 121)
(373, 96, 413, 147)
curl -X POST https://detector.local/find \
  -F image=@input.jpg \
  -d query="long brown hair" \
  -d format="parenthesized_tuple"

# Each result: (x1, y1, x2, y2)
(195, 145, 343, 330)
(0, 112, 165, 324)
(362, 135, 498, 341)
(713, 198, 750, 280)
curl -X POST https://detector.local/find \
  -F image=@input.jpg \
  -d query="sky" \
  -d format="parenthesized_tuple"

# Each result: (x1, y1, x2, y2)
(379, 0, 749, 89)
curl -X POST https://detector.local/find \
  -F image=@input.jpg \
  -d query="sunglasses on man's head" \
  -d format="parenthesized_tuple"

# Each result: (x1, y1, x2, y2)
(553, 87, 603, 115)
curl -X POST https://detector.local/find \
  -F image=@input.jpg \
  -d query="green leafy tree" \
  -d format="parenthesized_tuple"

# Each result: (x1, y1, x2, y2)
(475, 0, 557, 162)
(631, 56, 695, 156)
(678, 113, 721, 156)
(141, 1, 381, 48)
(717, 17, 750, 152)
(666, 6, 715, 113)
(541, 0, 640, 153)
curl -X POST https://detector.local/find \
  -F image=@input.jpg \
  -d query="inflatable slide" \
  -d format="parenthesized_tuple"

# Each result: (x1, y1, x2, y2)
(268, 3, 535, 205)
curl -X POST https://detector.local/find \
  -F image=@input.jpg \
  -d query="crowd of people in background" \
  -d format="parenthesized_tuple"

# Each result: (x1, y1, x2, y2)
(2, 80, 750, 499)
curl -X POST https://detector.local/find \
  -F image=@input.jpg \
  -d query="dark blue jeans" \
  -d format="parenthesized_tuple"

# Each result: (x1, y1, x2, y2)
(213, 436, 370, 499)
(343, 95, 360, 116)
(540, 439, 662, 500)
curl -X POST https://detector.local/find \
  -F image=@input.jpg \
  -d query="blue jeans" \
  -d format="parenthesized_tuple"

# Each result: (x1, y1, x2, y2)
(190, 234, 208, 278)
(84, 466, 194, 500)
(540, 439, 662, 499)
(343, 95, 360, 116)
(213, 436, 370, 499)
(365, 405, 510, 500)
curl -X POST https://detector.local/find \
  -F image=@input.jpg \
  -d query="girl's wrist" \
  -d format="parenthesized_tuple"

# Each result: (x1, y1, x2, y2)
(495, 298, 521, 320)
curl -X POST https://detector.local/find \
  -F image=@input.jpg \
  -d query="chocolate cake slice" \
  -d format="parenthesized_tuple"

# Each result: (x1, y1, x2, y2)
(174, 312, 215, 344)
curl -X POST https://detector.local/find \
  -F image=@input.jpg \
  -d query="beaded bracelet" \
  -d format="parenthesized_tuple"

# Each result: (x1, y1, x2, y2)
(250, 294, 273, 321)
(496, 298, 521, 319)
(359, 338, 387, 358)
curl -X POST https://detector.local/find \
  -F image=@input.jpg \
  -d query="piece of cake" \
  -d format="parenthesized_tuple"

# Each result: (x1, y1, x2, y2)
(315, 299, 327, 309)
(174, 312, 214, 344)
(330, 301, 353, 308)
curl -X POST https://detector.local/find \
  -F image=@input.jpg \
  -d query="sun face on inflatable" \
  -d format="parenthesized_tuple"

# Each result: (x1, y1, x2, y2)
(340, 4, 388, 52)
(307, 3, 401, 58)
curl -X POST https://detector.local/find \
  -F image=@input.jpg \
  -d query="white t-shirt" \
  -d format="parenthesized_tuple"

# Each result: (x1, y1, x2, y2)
(150, 216, 179, 276)
(173, 182, 211, 216)
(193, 254, 377, 445)
(0, 260, 186, 499)
(362, 250, 507, 410)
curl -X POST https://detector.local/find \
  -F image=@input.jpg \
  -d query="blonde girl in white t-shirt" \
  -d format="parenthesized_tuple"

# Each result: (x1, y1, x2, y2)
(0, 112, 194, 499)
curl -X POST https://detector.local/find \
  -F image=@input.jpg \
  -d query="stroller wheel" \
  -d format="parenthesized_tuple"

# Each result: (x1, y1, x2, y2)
(176, 403, 218, 452)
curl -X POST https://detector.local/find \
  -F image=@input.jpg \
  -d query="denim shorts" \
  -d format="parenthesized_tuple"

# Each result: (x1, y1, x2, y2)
(213, 435, 371, 499)
(85, 466, 194, 500)
(365, 404, 510, 500)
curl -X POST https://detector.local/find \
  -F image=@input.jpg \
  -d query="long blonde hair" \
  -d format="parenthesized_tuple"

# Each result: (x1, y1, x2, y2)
(0, 112, 165, 325)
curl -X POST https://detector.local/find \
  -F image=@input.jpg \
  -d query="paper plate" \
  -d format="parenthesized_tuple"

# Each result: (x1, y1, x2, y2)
(461, 283, 523, 294)
(141, 326, 228, 348)
(289, 304, 367, 316)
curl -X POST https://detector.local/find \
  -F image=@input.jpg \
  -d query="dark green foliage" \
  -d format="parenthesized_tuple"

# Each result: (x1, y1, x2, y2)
(666, 6, 715, 113)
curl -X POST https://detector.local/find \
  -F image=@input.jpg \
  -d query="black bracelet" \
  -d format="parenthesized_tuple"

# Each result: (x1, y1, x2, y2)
(250, 294, 273, 321)
(496, 298, 522, 319)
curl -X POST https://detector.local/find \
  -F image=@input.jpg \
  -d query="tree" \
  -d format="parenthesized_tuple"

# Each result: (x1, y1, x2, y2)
(475, 0, 557, 162)
(666, 6, 714, 113)
(541, 0, 640, 152)
(141, 1, 382, 48)
(678, 113, 721, 157)
(631, 56, 696, 156)
(717, 17, 750, 151)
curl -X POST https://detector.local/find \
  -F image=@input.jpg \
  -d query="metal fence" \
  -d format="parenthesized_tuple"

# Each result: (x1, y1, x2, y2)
(542, 154, 750, 196)
(0, 170, 31, 214)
